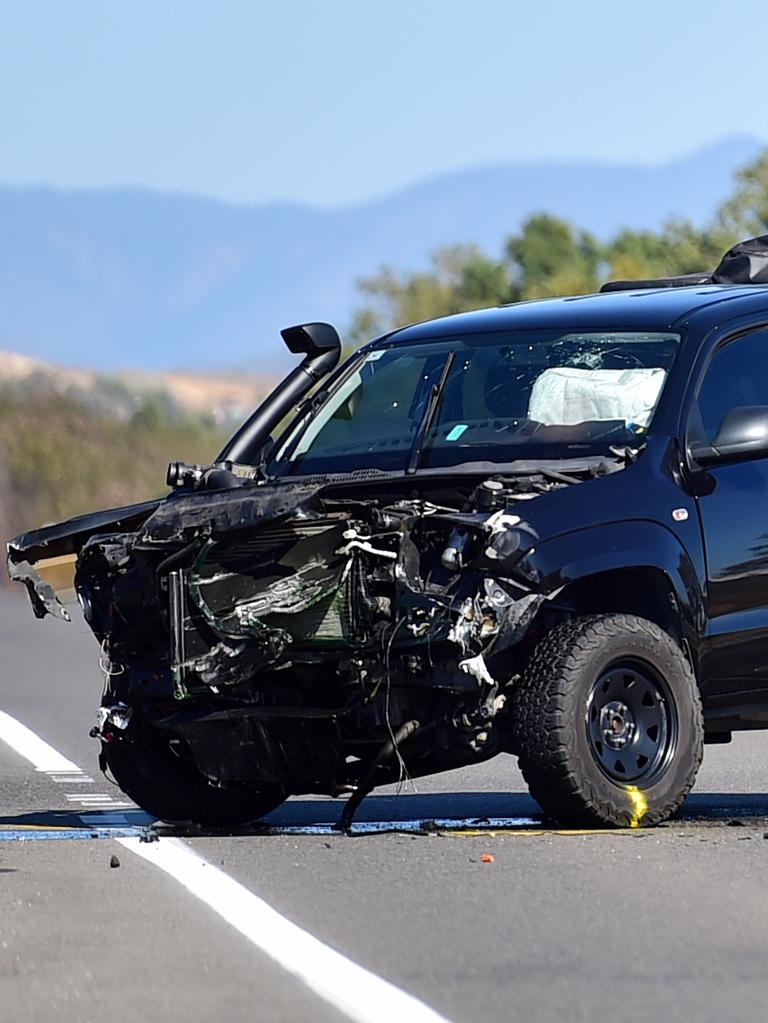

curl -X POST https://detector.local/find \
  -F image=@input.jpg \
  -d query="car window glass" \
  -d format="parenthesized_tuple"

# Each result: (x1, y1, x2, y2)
(696, 329, 768, 443)
(270, 331, 679, 477)
(422, 332, 677, 469)
(274, 344, 450, 474)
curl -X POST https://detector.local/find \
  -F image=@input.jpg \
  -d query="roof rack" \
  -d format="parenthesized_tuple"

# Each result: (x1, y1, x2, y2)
(600, 235, 768, 293)
(600, 272, 711, 293)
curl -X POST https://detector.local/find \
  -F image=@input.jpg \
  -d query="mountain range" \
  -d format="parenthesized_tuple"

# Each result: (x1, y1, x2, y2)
(0, 135, 762, 372)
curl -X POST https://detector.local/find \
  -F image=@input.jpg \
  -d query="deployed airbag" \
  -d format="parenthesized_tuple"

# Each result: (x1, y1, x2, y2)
(527, 367, 666, 427)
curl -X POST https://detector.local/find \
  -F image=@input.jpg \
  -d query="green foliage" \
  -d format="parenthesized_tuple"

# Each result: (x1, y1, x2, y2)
(0, 388, 226, 542)
(507, 214, 600, 298)
(717, 152, 768, 238)
(603, 220, 724, 282)
(350, 148, 768, 343)
(131, 392, 174, 431)
(349, 245, 512, 345)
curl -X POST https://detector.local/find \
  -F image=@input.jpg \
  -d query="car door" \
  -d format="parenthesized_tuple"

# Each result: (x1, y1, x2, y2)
(692, 325, 768, 698)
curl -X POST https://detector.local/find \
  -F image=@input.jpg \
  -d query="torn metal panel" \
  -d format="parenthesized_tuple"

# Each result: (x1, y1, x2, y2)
(6, 558, 71, 621)
(7, 498, 161, 564)
(6, 498, 161, 621)
(136, 482, 325, 544)
(492, 592, 546, 652)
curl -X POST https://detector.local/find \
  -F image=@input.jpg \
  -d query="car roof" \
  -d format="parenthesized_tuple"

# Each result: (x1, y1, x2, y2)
(383, 284, 768, 344)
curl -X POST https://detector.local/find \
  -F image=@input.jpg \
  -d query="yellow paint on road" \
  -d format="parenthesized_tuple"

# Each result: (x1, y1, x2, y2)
(0, 823, 74, 831)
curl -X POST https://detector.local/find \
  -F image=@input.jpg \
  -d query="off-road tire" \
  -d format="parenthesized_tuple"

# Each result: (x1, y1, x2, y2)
(512, 614, 703, 827)
(102, 726, 286, 827)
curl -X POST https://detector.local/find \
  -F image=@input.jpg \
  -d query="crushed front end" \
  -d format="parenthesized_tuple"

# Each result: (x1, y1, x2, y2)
(8, 468, 585, 825)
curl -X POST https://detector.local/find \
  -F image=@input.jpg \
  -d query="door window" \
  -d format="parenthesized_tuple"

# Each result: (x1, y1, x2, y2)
(695, 329, 768, 444)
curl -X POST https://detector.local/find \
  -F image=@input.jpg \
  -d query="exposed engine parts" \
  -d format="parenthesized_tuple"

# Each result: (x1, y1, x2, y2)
(54, 471, 570, 823)
(7, 461, 608, 827)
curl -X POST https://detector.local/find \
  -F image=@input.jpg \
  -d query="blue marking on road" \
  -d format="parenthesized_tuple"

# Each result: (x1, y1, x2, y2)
(0, 826, 155, 841)
(260, 816, 539, 835)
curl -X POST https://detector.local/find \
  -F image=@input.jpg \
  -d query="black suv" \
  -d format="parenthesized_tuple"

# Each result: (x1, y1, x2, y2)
(10, 248, 768, 829)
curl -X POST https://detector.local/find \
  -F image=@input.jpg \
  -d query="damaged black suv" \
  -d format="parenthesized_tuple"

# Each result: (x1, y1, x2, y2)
(10, 237, 768, 829)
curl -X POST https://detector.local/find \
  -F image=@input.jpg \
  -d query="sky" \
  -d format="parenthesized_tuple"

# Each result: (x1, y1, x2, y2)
(1, 0, 767, 207)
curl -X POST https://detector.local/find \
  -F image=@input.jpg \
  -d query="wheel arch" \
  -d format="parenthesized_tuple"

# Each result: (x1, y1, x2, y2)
(514, 521, 706, 671)
(557, 566, 685, 643)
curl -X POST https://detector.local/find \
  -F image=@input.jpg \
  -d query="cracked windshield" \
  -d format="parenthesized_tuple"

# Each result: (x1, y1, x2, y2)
(273, 331, 680, 475)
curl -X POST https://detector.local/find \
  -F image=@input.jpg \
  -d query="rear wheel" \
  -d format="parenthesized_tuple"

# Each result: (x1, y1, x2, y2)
(101, 722, 286, 826)
(512, 614, 703, 827)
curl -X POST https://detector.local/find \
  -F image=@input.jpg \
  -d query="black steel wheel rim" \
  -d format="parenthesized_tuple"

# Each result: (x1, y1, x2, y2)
(585, 660, 678, 784)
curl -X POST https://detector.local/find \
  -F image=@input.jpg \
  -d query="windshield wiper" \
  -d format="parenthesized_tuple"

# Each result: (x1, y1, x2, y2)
(406, 353, 455, 475)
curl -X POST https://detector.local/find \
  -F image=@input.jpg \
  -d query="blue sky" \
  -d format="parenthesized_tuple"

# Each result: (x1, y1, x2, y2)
(1, 0, 766, 206)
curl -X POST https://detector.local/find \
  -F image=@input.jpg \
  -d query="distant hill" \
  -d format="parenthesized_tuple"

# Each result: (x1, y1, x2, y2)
(0, 135, 762, 371)
(0, 350, 275, 426)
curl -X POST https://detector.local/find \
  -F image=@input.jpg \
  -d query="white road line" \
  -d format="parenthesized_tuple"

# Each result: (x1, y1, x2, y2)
(0, 710, 81, 772)
(0, 709, 454, 1023)
(64, 795, 123, 805)
(64, 793, 116, 800)
(122, 835, 452, 1023)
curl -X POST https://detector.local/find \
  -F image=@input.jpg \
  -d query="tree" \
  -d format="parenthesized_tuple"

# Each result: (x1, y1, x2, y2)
(604, 220, 722, 282)
(507, 214, 600, 298)
(349, 245, 512, 345)
(716, 151, 768, 239)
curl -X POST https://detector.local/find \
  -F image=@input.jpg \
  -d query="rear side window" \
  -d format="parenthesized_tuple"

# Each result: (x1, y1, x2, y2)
(696, 329, 768, 443)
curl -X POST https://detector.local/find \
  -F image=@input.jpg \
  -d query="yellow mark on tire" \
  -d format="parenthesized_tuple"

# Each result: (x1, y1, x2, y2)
(626, 785, 648, 827)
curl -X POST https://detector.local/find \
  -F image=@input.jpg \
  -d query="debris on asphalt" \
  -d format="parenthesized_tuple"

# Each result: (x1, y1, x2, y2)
(481, 853, 495, 863)
(109, 854, 120, 868)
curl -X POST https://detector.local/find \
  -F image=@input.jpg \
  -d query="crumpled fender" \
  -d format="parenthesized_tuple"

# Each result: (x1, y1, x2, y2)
(6, 498, 162, 620)
(511, 519, 706, 638)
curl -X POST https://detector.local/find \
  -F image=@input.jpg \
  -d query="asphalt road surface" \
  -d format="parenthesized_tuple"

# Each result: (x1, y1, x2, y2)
(2, 588, 768, 1023)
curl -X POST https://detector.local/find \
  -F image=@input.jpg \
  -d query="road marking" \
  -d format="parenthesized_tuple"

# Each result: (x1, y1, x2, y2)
(0, 826, 151, 841)
(0, 709, 134, 810)
(0, 708, 455, 1023)
(64, 796, 135, 808)
(122, 835, 453, 1023)
(0, 710, 80, 772)
(257, 816, 538, 836)
(64, 793, 125, 802)
(441, 828, 640, 837)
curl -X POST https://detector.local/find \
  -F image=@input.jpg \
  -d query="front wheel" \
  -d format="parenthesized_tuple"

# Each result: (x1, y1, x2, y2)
(511, 614, 703, 827)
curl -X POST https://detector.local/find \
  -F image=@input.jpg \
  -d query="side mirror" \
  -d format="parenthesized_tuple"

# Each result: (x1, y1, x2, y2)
(690, 405, 768, 467)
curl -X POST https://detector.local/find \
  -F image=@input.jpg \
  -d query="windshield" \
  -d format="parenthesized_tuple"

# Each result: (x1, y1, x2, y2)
(268, 330, 680, 477)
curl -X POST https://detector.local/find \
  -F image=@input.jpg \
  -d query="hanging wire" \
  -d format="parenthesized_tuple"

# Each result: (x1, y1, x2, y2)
(383, 617, 414, 792)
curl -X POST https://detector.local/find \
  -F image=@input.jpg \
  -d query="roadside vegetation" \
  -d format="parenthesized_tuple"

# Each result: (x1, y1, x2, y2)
(0, 389, 225, 543)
